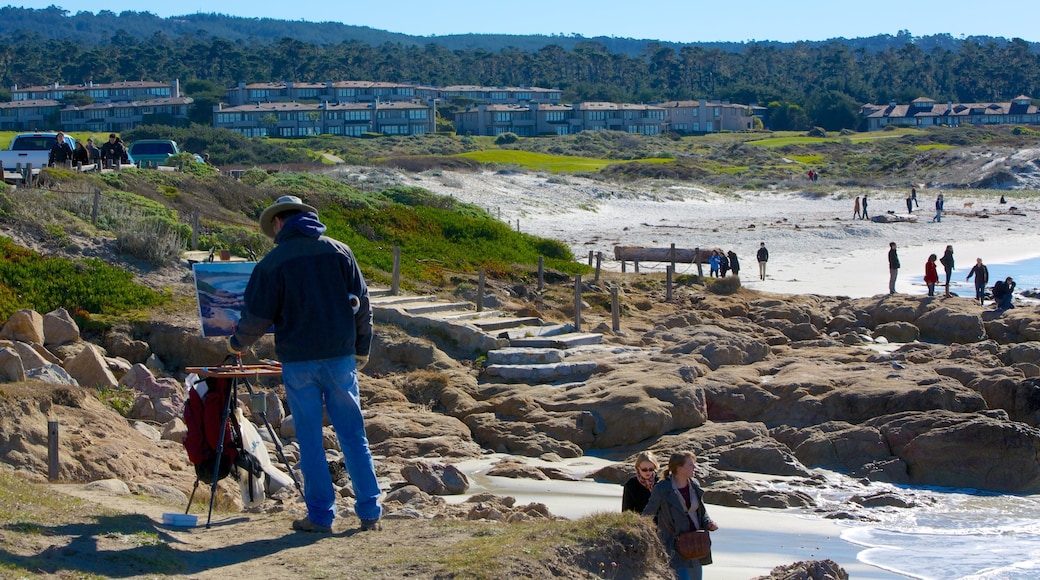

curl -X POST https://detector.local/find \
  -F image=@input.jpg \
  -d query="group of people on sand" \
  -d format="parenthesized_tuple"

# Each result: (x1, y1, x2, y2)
(855, 187, 947, 223)
(707, 249, 740, 278)
(893, 243, 1016, 309)
(623, 451, 718, 580)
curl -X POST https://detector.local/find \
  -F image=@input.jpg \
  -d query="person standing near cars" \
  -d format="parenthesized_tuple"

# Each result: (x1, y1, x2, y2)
(228, 195, 382, 534)
(48, 132, 73, 167)
(99, 133, 128, 168)
(85, 138, 101, 165)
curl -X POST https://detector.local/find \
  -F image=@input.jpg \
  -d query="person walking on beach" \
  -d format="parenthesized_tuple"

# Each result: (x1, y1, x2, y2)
(925, 254, 939, 297)
(888, 242, 900, 294)
(967, 258, 989, 305)
(940, 245, 955, 297)
(756, 242, 769, 280)
(853, 196, 862, 220)
(727, 251, 740, 279)
(932, 194, 944, 223)
(911, 186, 919, 208)
(861, 195, 869, 220)
(642, 451, 718, 580)
(622, 451, 658, 514)
(906, 195, 913, 214)
(227, 195, 382, 534)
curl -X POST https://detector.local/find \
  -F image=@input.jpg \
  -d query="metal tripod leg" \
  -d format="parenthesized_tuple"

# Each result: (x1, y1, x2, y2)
(239, 377, 303, 496)
(206, 379, 237, 529)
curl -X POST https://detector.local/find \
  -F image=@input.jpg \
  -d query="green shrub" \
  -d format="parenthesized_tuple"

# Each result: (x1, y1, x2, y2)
(240, 167, 269, 186)
(114, 216, 187, 266)
(0, 237, 165, 321)
(495, 132, 519, 145)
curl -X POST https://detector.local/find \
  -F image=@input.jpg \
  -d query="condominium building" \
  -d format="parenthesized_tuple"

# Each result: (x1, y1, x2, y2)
(657, 100, 757, 133)
(0, 99, 62, 130)
(11, 80, 181, 103)
(861, 96, 1040, 131)
(59, 97, 194, 132)
(213, 100, 432, 137)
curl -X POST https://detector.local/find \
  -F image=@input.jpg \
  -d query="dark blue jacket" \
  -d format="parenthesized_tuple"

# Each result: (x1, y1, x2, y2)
(231, 213, 372, 363)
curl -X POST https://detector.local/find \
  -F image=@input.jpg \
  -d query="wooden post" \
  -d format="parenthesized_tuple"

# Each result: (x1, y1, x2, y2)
(666, 266, 673, 302)
(516, 219, 520, 232)
(574, 274, 582, 332)
(621, 260, 626, 273)
(24, 163, 32, 187)
(48, 420, 59, 481)
(587, 250, 594, 266)
(594, 251, 602, 283)
(537, 256, 544, 291)
(191, 209, 199, 251)
(91, 189, 100, 226)
(611, 284, 620, 333)
(391, 245, 401, 296)
(476, 270, 485, 312)
(694, 246, 703, 277)
(670, 243, 677, 274)
(634, 261, 640, 273)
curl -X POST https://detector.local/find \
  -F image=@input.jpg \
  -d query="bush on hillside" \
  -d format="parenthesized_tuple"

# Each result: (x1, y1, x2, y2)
(114, 216, 187, 266)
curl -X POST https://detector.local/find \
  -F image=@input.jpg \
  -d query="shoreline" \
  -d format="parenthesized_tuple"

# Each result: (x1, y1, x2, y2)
(446, 454, 908, 579)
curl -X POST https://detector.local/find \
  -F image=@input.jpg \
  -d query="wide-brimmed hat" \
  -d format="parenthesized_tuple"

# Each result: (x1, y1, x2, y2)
(259, 195, 317, 238)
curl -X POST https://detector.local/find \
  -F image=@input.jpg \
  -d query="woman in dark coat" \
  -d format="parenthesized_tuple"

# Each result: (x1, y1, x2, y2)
(621, 451, 658, 514)
(940, 245, 954, 297)
(727, 251, 740, 278)
(642, 451, 718, 580)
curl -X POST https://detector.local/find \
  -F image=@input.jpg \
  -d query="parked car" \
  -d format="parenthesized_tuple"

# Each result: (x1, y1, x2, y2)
(127, 139, 181, 168)
(0, 132, 76, 171)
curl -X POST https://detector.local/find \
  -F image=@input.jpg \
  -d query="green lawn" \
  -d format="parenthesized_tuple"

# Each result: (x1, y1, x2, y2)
(915, 143, 954, 151)
(745, 128, 924, 148)
(454, 149, 674, 173)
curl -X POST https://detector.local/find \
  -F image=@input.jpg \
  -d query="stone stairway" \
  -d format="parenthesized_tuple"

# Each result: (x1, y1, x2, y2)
(368, 288, 616, 383)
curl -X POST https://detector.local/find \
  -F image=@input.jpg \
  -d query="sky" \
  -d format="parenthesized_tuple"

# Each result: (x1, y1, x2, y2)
(16, 0, 1040, 43)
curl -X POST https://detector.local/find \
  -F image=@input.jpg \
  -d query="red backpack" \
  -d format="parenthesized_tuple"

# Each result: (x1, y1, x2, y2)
(183, 376, 242, 484)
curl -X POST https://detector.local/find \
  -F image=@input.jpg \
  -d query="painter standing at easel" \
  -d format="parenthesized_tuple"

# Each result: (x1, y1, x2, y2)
(227, 195, 382, 534)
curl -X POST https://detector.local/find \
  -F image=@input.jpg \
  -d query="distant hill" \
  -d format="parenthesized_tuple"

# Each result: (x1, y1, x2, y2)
(2, 6, 1034, 56)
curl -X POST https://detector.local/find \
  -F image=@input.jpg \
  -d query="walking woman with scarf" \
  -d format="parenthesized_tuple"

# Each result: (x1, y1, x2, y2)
(643, 451, 719, 580)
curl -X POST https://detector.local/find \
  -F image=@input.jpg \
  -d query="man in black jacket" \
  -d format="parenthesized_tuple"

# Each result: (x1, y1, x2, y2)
(98, 133, 128, 167)
(228, 195, 382, 534)
(48, 132, 73, 167)
(756, 242, 768, 281)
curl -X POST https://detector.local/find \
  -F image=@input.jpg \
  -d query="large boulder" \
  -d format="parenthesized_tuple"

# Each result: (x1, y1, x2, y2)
(869, 410, 1040, 493)
(656, 325, 772, 370)
(63, 343, 118, 389)
(703, 358, 986, 428)
(400, 461, 469, 495)
(0, 347, 26, 382)
(43, 308, 80, 347)
(0, 309, 44, 345)
(772, 421, 894, 473)
(984, 308, 1040, 344)
(916, 306, 985, 343)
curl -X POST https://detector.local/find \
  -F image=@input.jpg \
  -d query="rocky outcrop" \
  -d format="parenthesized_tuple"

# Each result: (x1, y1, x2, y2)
(752, 559, 849, 580)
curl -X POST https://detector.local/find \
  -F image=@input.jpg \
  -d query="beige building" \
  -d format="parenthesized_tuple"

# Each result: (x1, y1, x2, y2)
(658, 100, 757, 133)
(213, 100, 432, 137)
(11, 80, 181, 103)
(0, 99, 62, 130)
(59, 97, 193, 132)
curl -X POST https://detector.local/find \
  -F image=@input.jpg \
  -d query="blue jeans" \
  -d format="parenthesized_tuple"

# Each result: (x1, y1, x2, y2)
(282, 355, 382, 526)
(675, 562, 703, 580)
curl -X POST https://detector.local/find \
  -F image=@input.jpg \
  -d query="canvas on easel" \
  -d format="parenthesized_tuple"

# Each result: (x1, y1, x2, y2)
(192, 262, 258, 337)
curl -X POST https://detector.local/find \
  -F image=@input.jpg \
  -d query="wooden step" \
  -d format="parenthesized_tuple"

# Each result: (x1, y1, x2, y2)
(508, 332, 603, 349)
(401, 301, 473, 315)
(500, 323, 572, 341)
(471, 317, 543, 332)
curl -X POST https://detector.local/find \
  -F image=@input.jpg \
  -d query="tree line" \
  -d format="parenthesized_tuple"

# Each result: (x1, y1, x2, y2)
(1, 24, 1038, 131)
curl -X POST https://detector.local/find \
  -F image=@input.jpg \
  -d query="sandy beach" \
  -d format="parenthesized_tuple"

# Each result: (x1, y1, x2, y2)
(407, 170, 1040, 298)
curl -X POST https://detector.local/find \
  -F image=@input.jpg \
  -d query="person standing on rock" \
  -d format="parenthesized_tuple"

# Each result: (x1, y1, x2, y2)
(940, 245, 955, 297)
(756, 242, 769, 281)
(643, 451, 718, 580)
(888, 242, 900, 294)
(622, 451, 658, 514)
(925, 254, 939, 297)
(967, 257, 989, 305)
(709, 250, 721, 278)
(227, 195, 382, 534)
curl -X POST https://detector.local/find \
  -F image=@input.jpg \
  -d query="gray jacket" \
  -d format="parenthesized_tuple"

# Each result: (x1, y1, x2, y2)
(642, 476, 714, 568)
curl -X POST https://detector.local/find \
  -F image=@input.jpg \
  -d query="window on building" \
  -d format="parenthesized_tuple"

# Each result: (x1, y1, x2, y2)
(490, 92, 508, 100)
(494, 112, 512, 122)
(409, 109, 428, 120)
(588, 111, 607, 121)
(250, 89, 270, 99)
(713, 107, 720, 117)
(545, 111, 566, 122)
(114, 107, 133, 118)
